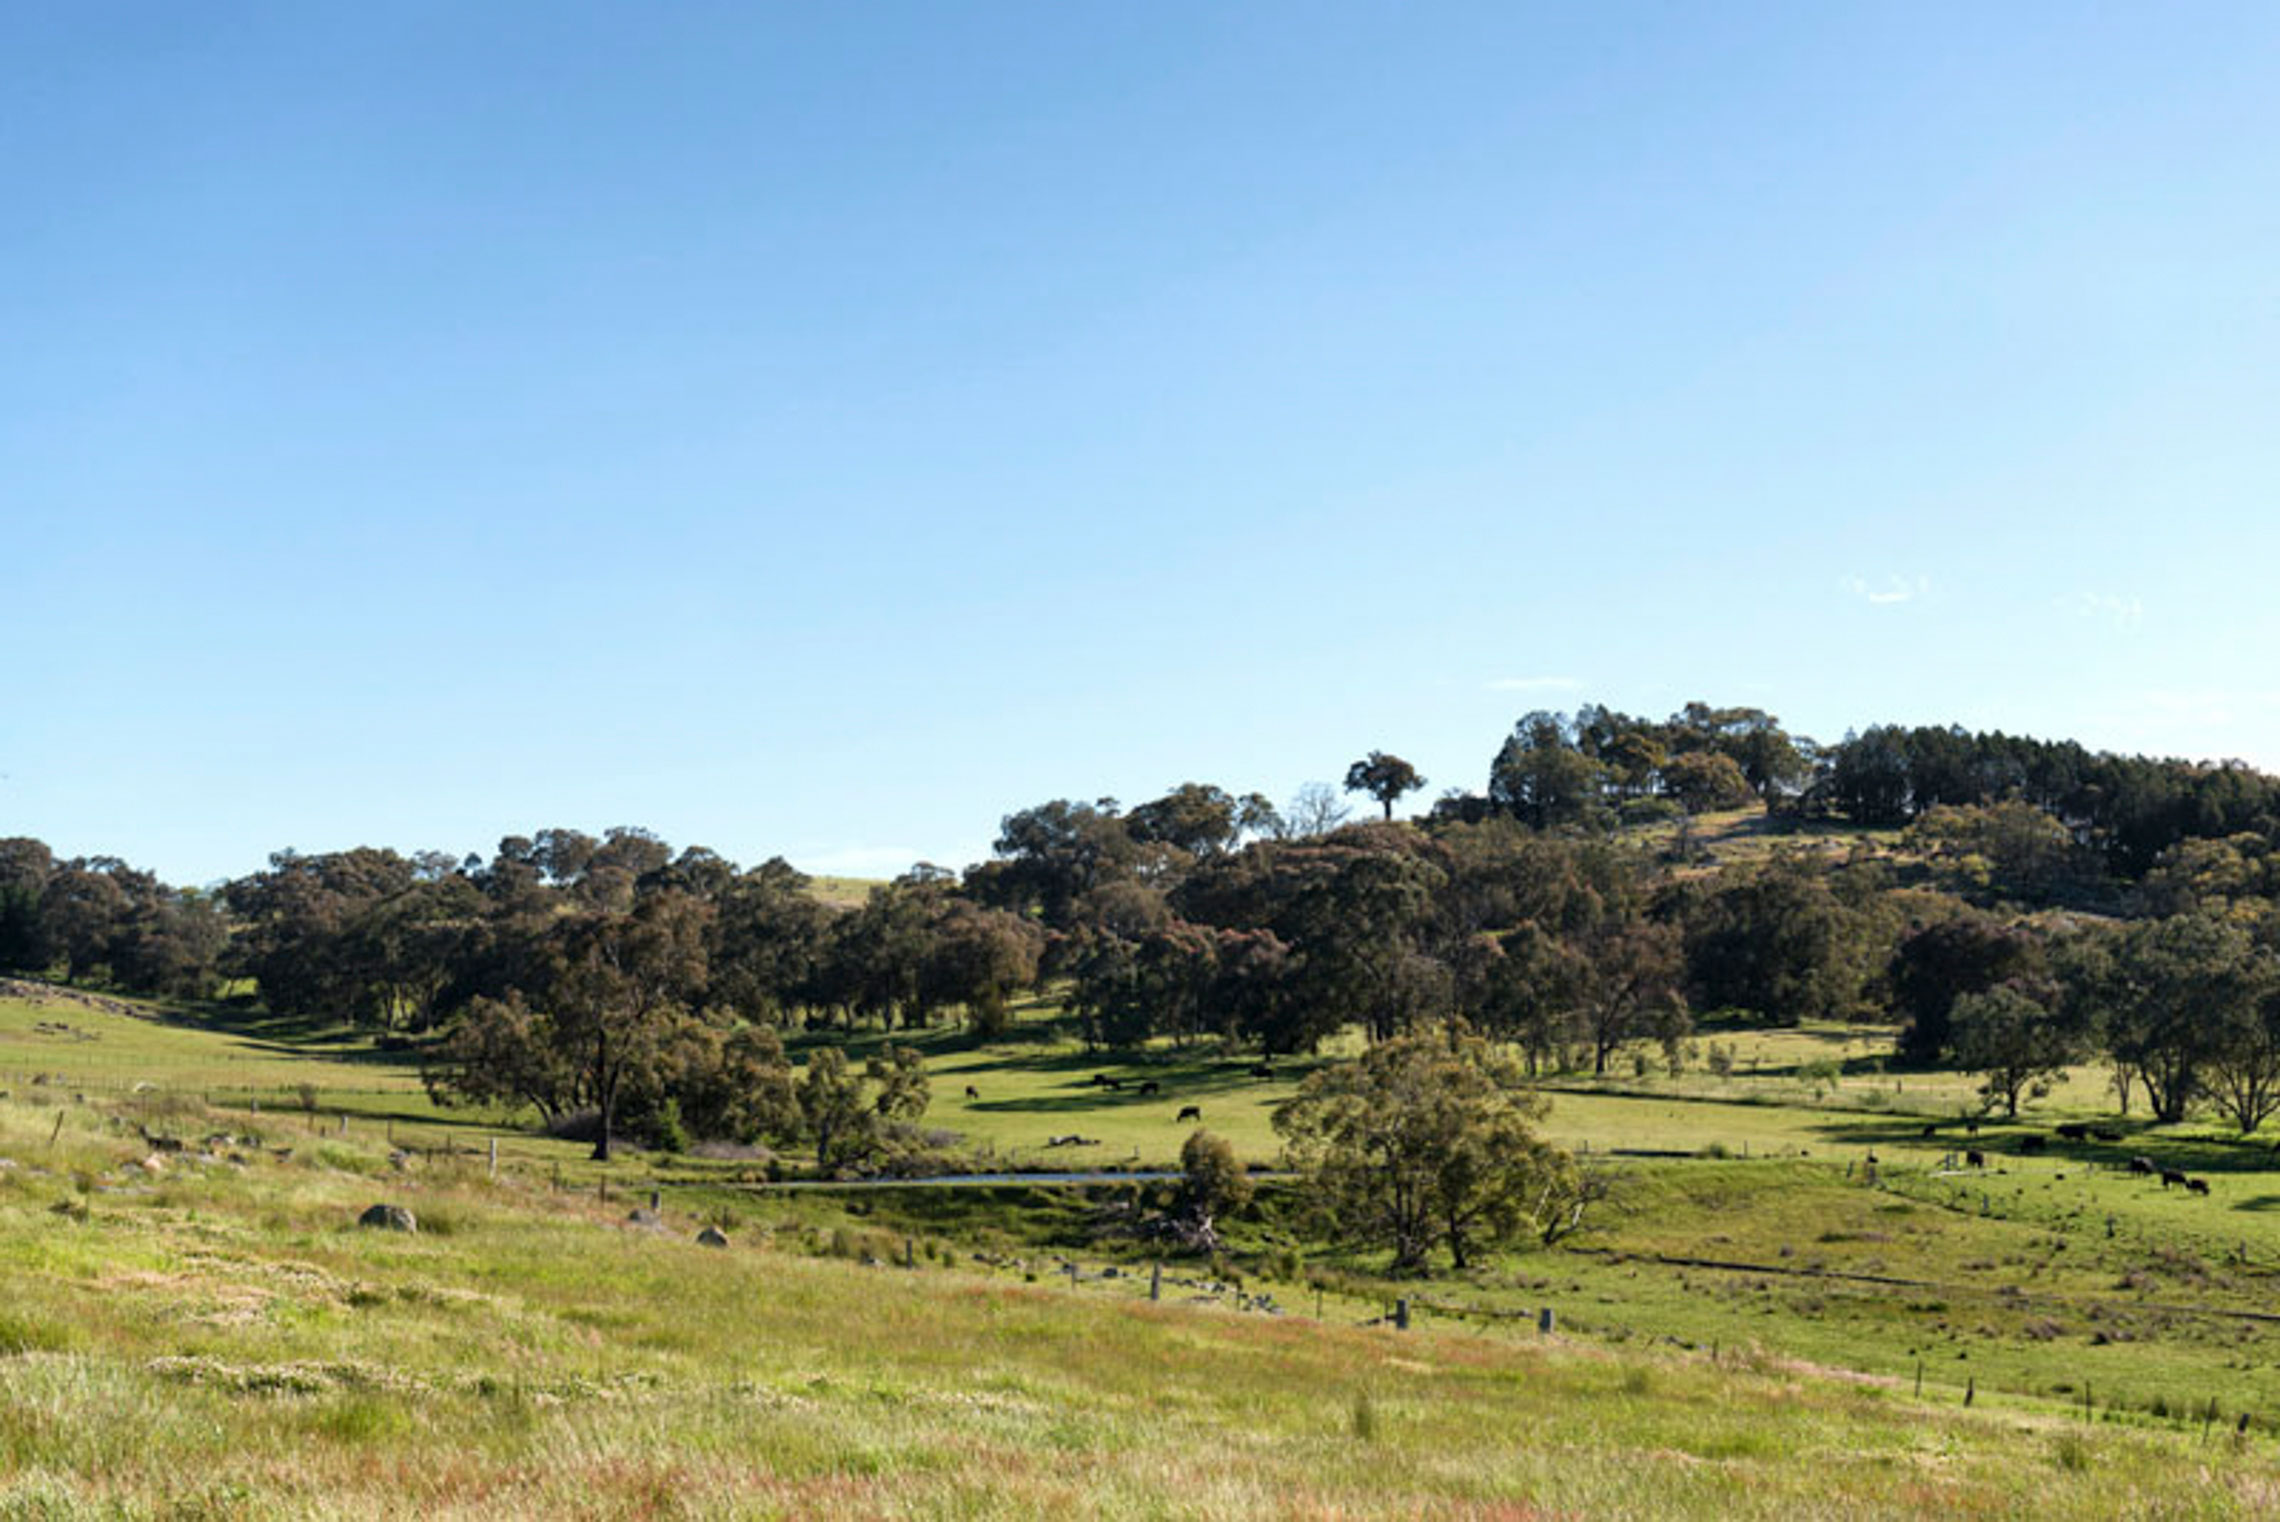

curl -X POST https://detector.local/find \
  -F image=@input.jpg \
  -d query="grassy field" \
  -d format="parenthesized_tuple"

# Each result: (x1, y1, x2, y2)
(4, 1091, 2277, 1518)
(15, 979, 2280, 1513)
(803, 874, 885, 909)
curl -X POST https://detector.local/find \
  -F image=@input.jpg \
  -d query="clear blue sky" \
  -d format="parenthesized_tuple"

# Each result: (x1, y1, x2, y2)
(10, 4, 2280, 886)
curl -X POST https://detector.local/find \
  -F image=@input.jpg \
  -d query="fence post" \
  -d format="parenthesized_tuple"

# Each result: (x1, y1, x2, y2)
(1394, 1298, 1409, 1331)
(489, 1136, 498, 1178)
(1150, 1262, 1161, 1302)
(1538, 1307, 1555, 1335)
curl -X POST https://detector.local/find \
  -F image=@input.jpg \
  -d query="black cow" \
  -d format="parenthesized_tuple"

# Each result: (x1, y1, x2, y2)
(964, 1085, 979, 1101)
(2017, 1134, 2047, 1154)
(2127, 1156, 2156, 1176)
(1138, 1080, 1161, 1097)
(2187, 1177, 2212, 1196)
(2161, 1169, 2189, 1189)
(1965, 1149, 1986, 1169)
(1176, 1105, 1202, 1123)
(2054, 1123, 2089, 1142)
(2091, 1128, 2123, 1142)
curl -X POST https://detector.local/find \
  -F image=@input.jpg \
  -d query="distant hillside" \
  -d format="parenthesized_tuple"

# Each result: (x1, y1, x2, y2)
(803, 873, 884, 909)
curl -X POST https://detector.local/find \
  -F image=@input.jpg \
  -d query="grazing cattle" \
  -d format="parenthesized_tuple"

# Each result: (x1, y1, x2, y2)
(2127, 1156, 2156, 1176)
(1921, 1124, 1940, 1139)
(2054, 1123, 2089, 1142)
(2016, 1134, 2047, 1155)
(1964, 1119, 1980, 1136)
(1101, 1077, 1122, 1091)
(2161, 1169, 2188, 1189)
(2091, 1127, 2123, 1142)
(964, 1085, 979, 1101)
(1250, 1064, 1276, 1080)
(2187, 1177, 2212, 1196)
(1176, 1105, 1202, 1123)
(1965, 1149, 1986, 1169)
(1088, 1074, 1109, 1087)
(1138, 1080, 1161, 1097)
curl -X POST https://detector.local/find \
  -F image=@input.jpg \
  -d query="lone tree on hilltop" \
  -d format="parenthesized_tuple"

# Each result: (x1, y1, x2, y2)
(1344, 751, 1426, 822)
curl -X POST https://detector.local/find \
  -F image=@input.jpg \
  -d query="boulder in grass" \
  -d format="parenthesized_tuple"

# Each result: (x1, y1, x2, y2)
(696, 1226, 729, 1249)
(358, 1203, 417, 1233)
(625, 1208, 664, 1231)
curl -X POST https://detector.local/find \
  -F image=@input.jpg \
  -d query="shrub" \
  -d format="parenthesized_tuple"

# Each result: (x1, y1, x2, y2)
(652, 1098, 688, 1155)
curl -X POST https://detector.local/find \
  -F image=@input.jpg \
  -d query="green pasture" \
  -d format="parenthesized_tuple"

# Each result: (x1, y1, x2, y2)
(920, 1040, 1308, 1168)
(0, 991, 425, 1102)
(0, 1092, 2273, 1517)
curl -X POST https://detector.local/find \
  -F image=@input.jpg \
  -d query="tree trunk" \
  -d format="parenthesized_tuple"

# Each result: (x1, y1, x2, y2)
(592, 1036, 616, 1161)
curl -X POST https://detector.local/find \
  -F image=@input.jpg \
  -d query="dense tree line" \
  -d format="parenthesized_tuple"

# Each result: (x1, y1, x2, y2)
(15, 698, 2280, 1153)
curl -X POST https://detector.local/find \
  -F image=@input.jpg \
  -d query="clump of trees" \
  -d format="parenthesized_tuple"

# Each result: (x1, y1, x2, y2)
(21, 694, 2280, 1162)
(1273, 1027, 1587, 1273)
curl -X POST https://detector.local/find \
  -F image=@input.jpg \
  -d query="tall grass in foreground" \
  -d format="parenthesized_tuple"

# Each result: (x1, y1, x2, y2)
(0, 1092, 2270, 1517)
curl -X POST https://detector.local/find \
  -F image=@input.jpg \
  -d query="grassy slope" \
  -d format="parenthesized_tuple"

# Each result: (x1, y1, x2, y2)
(2, 1097, 2272, 1519)
(17, 981, 2280, 1512)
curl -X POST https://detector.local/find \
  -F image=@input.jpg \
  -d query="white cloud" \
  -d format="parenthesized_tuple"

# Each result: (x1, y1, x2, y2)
(2066, 591, 2144, 629)
(1484, 675, 1584, 693)
(1841, 575, 1929, 606)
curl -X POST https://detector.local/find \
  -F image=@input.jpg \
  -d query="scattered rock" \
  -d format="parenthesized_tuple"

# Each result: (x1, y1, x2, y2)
(357, 1204, 417, 1233)
(625, 1208, 664, 1231)
(139, 1155, 167, 1174)
(696, 1226, 729, 1249)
